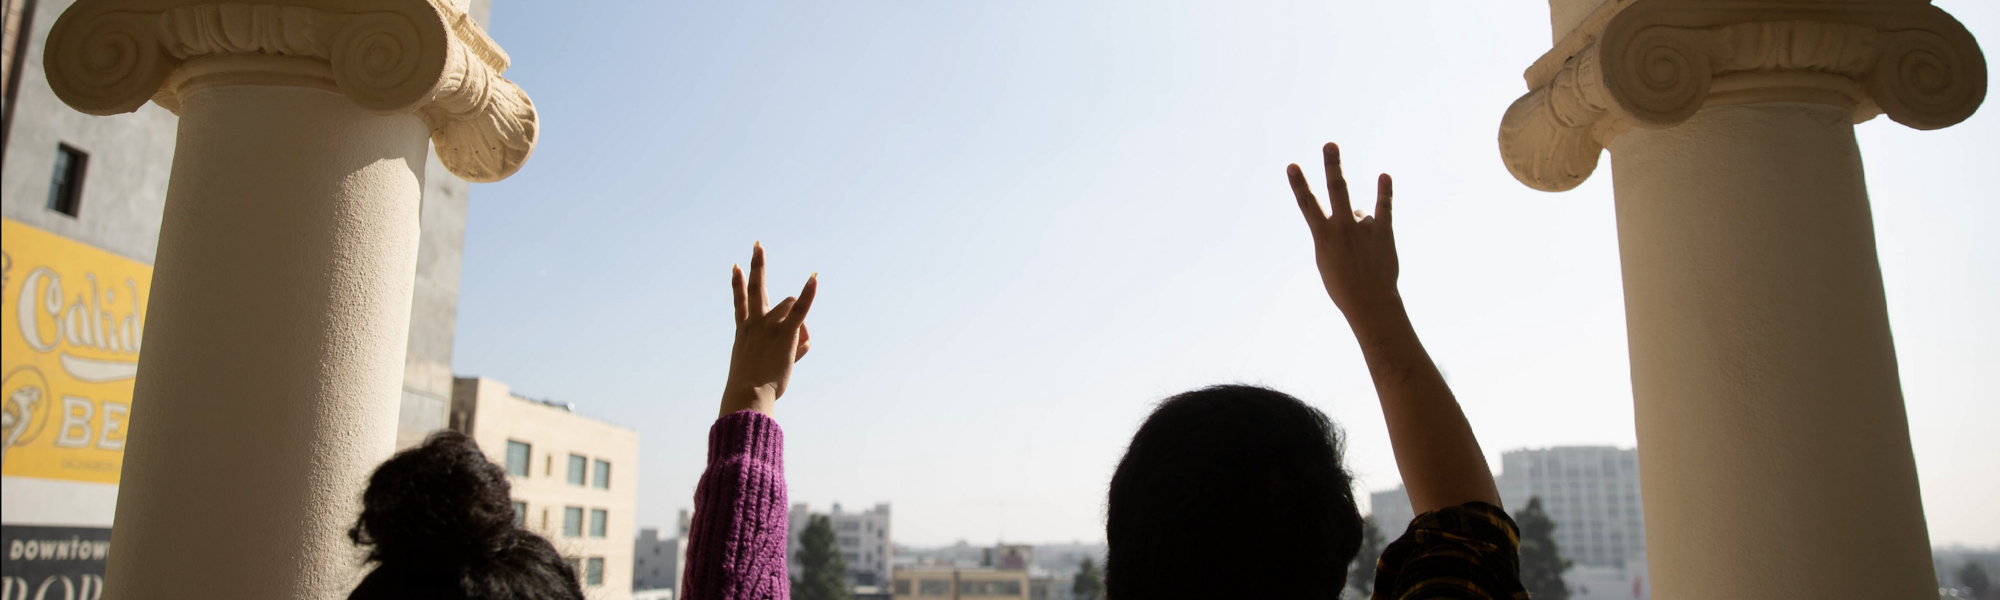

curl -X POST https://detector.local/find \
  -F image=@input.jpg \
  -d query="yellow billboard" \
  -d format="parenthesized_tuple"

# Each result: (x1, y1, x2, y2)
(1, 218, 149, 484)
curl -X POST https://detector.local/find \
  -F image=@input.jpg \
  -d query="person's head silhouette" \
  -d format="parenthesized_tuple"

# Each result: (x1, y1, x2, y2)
(348, 431, 584, 600)
(1106, 384, 1365, 599)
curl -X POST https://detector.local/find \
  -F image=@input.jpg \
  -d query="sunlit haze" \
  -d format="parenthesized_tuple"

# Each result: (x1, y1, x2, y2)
(455, 1, 1998, 547)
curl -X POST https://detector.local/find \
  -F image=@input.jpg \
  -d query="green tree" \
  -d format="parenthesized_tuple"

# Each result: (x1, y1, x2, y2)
(791, 515, 852, 600)
(1348, 515, 1386, 598)
(1072, 556, 1103, 600)
(1963, 561, 1991, 599)
(1516, 497, 1571, 600)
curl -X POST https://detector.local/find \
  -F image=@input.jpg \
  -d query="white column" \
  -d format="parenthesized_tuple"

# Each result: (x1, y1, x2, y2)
(1609, 101, 1932, 598)
(41, 2, 537, 597)
(1497, 1, 1985, 598)
(118, 82, 427, 596)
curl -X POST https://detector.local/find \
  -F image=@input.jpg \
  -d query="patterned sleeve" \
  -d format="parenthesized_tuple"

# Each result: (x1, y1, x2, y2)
(1372, 501, 1530, 600)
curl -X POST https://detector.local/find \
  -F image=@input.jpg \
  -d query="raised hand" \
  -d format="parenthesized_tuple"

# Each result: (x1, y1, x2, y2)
(1286, 142, 1501, 513)
(719, 242, 817, 418)
(1287, 142, 1401, 334)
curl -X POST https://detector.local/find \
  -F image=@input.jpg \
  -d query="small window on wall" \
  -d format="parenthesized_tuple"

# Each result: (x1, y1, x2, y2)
(563, 506, 584, 537)
(511, 501, 526, 527)
(505, 441, 532, 477)
(567, 454, 588, 486)
(48, 144, 88, 217)
(585, 557, 605, 586)
(593, 459, 610, 489)
(590, 508, 607, 538)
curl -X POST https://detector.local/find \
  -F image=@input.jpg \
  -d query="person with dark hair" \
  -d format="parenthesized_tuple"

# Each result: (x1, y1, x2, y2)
(348, 430, 585, 600)
(1105, 384, 1365, 598)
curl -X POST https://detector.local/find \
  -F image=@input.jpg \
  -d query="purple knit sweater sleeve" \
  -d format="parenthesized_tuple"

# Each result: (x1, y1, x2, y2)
(682, 410, 790, 600)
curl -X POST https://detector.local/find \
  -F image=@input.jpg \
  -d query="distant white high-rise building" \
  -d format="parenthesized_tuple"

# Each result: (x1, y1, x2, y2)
(634, 509, 691, 592)
(1369, 486, 1416, 539)
(789, 502, 894, 589)
(1495, 446, 1646, 568)
(1369, 446, 1647, 569)
(634, 527, 676, 591)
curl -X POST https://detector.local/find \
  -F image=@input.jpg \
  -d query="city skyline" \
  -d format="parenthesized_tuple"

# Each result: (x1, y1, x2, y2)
(454, 0, 1999, 548)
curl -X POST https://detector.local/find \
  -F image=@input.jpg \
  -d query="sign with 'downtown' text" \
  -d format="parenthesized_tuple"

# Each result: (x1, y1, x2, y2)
(1, 525, 110, 599)
(1, 218, 150, 484)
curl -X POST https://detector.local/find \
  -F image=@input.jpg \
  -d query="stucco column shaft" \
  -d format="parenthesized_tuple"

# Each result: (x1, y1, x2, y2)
(42, 1, 539, 596)
(1608, 101, 1933, 599)
(102, 83, 427, 597)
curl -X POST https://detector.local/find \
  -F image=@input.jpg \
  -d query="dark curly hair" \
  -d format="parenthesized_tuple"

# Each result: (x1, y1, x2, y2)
(348, 431, 584, 600)
(1105, 385, 1364, 600)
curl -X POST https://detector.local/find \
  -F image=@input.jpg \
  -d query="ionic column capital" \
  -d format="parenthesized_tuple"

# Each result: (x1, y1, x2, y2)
(44, 0, 536, 181)
(1498, 0, 1985, 192)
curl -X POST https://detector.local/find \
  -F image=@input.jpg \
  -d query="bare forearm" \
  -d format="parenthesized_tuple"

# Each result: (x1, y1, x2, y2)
(1351, 299, 1501, 514)
(718, 387, 776, 419)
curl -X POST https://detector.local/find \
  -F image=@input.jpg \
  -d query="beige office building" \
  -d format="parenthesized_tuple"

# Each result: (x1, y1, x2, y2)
(893, 566, 1030, 600)
(454, 377, 639, 600)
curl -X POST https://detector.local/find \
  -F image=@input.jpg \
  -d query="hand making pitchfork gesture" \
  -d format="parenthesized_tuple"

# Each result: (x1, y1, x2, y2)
(1288, 142, 1401, 336)
(719, 242, 817, 417)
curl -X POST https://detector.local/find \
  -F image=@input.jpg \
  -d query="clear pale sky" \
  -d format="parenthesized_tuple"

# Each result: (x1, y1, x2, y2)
(458, 1, 1999, 548)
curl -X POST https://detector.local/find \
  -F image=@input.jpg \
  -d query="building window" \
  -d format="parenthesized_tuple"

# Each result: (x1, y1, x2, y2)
(961, 580, 1023, 596)
(894, 580, 912, 595)
(919, 579, 952, 596)
(590, 508, 608, 538)
(593, 459, 611, 489)
(511, 501, 527, 527)
(585, 557, 605, 586)
(567, 454, 588, 486)
(505, 441, 532, 477)
(563, 506, 584, 537)
(48, 144, 88, 217)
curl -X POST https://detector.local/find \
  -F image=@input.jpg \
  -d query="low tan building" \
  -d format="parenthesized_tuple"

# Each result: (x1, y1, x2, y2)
(893, 566, 1029, 600)
(454, 377, 638, 600)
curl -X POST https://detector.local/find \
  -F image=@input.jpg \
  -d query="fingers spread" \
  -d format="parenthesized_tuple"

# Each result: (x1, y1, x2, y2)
(731, 264, 749, 324)
(749, 241, 769, 313)
(1323, 143, 1354, 224)
(1376, 173, 1394, 229)
(784, 273, 818, 327)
